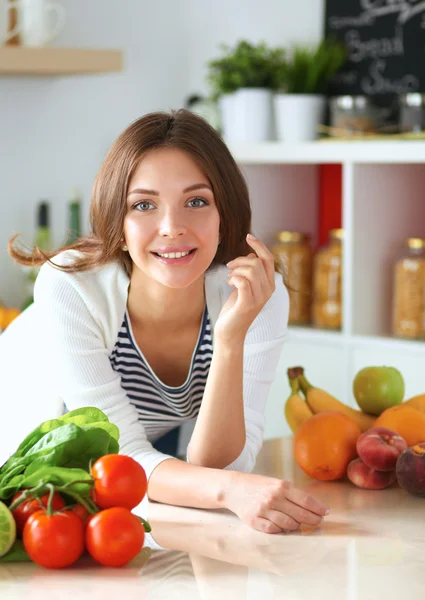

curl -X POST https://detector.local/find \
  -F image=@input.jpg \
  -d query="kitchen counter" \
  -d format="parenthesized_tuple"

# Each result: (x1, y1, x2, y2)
(1, 436, 425, 599)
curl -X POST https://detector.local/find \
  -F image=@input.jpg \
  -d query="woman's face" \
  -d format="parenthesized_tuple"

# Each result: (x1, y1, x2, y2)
(123, 147, 220, 289)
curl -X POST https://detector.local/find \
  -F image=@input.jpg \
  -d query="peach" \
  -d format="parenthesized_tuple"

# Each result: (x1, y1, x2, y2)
(356, 426, 407, 471)
(396, 443, 425, 497)
(347, 458, 397, 490)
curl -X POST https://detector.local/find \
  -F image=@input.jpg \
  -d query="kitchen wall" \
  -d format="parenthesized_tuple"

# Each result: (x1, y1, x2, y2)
(0, 0, 324, 307)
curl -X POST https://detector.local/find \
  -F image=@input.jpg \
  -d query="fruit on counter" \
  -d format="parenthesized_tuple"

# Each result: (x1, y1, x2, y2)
(356, 427, 407, 472)
(85, 506, 145, 567)
(11, 490, 66, 536)
(284, 374, 313, 433)
(0, 501, 16, 558)
(0, 307, 20, 331)
(23, 508, 85, 569)
(91, 454, 148, 510)
(294, 410, 361, 481)
(289, 366, 376, 432)
(403, 393, 425, 414)
(0, 406, 150, 567)
(375, 405, 425, 447)
(353, 366, 405, 416)
(347, 458, 397, 490)
(396, 443, 425, 497)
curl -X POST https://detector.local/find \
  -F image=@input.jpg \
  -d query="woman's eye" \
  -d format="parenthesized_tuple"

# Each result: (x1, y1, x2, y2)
(187, 197, 208, 208)
(134, 201, 154, 211)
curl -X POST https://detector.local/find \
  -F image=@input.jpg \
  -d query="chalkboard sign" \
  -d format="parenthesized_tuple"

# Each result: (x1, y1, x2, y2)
(325, 1, 425, 104)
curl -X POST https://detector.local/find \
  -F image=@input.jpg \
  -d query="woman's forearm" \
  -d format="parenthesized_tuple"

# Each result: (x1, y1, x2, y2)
(147, 457, 233, 509)
(187, 338, 246, 468)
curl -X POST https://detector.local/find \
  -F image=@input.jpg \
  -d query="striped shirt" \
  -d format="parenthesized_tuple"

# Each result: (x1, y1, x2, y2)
(108, 307, 213, 442)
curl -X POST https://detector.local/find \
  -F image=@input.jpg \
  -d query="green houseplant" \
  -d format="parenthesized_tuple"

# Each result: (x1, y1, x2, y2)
(274, 39, 346, 142)
(207, 40, 285, 98)
(207, 40, 286, 142)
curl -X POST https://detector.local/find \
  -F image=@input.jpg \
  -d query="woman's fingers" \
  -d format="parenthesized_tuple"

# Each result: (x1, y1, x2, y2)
(227, 275, 253, 307)
(285, 484, 330, 518)
(253, 517, 283, 535)
(263, 510, 300, 531)
(280, 499, 324, 527)
(227, 254, 272, 302)
(245, 234, 276, 287)
(228, 265, 269, 304)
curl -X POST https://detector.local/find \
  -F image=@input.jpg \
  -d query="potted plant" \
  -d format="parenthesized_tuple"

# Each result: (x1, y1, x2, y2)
(274, 39, 346, 142)
(207, 40, 285, 142)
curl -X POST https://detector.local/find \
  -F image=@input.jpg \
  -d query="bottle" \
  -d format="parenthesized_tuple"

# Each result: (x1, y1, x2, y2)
(392, 237, 425, 339)
(22, 201, 52, 310)
(65, 189, 82, 245)
(272, 231, 313, 325)
(312, 228, 344, 330)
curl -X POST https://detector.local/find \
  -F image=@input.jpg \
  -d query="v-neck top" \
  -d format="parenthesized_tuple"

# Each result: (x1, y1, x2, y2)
(108, 306, 213, 442)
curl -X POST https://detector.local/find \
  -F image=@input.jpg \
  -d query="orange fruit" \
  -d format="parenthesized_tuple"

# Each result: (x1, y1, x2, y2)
(374, 405, 425, 447)
(294, 410, 361, 481)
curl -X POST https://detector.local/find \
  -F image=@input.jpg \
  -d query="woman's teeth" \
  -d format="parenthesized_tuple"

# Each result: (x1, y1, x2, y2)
(156, 251, 191, 259)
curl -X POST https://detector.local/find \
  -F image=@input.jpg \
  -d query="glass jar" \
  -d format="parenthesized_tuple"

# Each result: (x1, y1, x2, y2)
(392, 238, 425, 339)
(312, 228, 344, 330)
(272, 231, 313, 325)
(399, 94, 425, 133)
(330, 96, 376, 136)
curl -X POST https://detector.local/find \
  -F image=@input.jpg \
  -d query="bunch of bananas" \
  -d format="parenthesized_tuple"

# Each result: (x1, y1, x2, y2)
(284, 366, 376, 434)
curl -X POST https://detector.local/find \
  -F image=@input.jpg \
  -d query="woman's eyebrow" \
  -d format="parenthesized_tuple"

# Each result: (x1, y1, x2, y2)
(127, 183, 213, 197)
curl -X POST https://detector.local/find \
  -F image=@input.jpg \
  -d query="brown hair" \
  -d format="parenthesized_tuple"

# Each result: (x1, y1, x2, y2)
(9, 109, 281, 278)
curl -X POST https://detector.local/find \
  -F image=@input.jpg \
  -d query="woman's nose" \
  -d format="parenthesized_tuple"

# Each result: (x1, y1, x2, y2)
(158, 209, 187, 237)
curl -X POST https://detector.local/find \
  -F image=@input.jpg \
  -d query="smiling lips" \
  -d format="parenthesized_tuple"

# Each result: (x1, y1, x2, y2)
(151, 248, 197, 264)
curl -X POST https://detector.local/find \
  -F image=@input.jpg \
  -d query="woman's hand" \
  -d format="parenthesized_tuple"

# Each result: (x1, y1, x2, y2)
(224, 472, 330, 534)
(214, 234, 276, 344)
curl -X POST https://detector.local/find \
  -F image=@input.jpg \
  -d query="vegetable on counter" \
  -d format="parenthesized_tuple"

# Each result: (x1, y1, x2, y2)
(0, 407, 150, 568)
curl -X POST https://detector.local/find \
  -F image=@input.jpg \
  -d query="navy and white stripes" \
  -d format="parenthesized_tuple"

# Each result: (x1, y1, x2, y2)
(109, 307, 212, 442)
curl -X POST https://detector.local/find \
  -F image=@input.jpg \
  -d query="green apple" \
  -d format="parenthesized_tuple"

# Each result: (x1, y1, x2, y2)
(353, 366, 405, 416)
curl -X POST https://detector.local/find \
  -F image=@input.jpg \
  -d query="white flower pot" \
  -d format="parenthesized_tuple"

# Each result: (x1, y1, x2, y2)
(274, 94, 326, 142)
(219, 88, 273, 142)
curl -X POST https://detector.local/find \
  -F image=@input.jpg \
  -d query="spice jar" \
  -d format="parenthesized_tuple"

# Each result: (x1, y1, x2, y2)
(272, 231, 313, 325)
(312, 228, 344, 330)
(330, 96, 376, 136)
(392, 238, 425, 339)
(399, 94, 425, 133)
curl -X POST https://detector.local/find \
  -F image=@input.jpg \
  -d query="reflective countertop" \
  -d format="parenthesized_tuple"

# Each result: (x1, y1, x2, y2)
(1, 437, 425, 600)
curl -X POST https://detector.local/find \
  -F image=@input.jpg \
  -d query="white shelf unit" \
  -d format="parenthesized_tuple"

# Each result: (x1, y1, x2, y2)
(229, 141, 425, 440)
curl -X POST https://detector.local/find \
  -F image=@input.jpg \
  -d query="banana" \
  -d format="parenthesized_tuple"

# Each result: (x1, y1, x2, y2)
(288, 366, 376, 433)
(404, 393, 425, 413)
(284, 376, 313, 433)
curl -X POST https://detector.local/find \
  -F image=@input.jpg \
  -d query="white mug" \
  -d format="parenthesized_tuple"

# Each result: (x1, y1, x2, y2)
(18, 0, 65, 46)
(0, 0, 21, 45)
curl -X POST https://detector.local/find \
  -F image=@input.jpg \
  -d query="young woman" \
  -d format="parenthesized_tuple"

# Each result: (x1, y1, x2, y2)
(1, 110, 329, 534)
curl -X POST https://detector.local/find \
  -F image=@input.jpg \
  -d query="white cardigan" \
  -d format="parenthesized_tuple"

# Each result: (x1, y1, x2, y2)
(0, 251, 289, 481)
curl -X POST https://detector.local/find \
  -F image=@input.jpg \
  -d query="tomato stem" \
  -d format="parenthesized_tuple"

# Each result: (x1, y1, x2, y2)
(46, 483, 55, 516)
(9, 479, 100, 516)
(137, 517, 151, 533)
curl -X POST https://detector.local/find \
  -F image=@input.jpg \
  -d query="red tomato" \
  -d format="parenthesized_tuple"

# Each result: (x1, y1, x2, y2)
(91, 455, 147, 510)
(11, 491, 66, 535)
(85, 507, 145, 567)
(71, 503, 95, 527)
(23, 510, 85, 568)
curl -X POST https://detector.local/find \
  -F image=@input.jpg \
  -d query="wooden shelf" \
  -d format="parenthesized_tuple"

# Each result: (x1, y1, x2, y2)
(0, 46, 123, 76)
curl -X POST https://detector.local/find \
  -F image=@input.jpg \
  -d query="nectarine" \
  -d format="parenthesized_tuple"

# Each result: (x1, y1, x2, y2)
(356, 427, 407, 471)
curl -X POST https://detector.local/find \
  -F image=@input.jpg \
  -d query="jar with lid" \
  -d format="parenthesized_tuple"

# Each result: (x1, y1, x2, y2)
(312, 228, 344, 330)
(399, 94, 425, 133)
(272, 231, 313, 325)
(330, 96, 376, 136)
(392, 238, 425, 339)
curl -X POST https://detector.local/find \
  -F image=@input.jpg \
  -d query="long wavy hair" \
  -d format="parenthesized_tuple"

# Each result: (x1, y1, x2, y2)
(9, 109, 280, 278)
